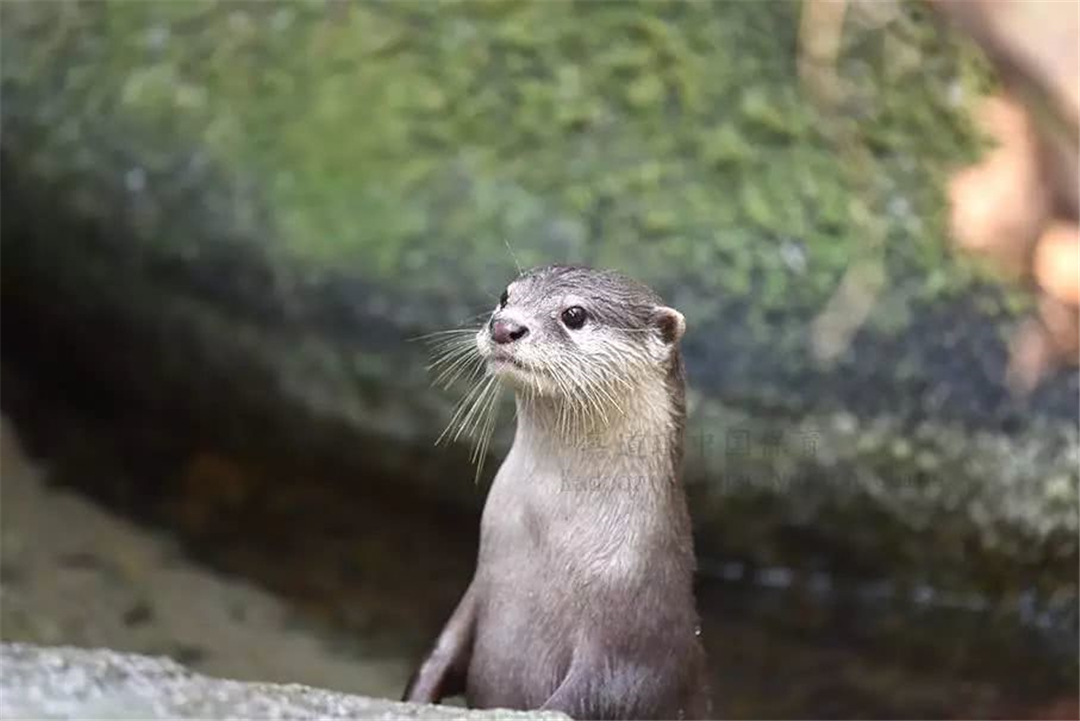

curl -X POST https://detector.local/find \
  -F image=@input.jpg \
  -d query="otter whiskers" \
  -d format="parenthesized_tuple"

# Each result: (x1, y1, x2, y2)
(421, 326, 503, 482)
(417, 308, 659, 485)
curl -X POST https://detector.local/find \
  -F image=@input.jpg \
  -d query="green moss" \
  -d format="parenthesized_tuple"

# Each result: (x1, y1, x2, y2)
(6, 0, 1049, 426)
(3, 0, 993, 313)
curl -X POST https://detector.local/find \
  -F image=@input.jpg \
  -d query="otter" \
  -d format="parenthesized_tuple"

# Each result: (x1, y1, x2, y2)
(404, 265, 710, 720)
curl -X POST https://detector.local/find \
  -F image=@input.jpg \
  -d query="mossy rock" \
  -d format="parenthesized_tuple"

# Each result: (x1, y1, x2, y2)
(1, 1, 1076, 597)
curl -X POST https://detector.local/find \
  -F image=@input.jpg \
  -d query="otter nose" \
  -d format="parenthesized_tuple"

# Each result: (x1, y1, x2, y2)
(491, 319, 529, 344)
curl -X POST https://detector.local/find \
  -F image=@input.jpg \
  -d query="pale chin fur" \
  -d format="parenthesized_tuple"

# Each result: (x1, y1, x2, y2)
(476, 332, 562, 397)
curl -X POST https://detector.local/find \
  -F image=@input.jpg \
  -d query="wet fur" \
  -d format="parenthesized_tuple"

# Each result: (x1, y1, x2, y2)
(405, 266, 710, 719)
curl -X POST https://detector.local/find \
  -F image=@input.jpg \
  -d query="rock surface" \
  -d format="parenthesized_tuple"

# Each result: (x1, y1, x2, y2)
(0, 643, 564, 721)
(0, 415, 417, 699)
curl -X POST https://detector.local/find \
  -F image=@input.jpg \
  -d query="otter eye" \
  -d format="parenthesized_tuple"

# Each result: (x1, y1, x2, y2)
(561, 306, 588, 329)
(499, 289, 509, 308)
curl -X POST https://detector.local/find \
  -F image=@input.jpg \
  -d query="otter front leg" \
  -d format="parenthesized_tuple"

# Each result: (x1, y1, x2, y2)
(402, 582, 478, 704)
(539, 663, 604, 720)
(540, 655, 689, 720)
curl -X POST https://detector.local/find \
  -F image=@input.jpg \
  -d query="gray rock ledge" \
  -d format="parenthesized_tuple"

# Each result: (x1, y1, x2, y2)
(0, 643, 567, 720)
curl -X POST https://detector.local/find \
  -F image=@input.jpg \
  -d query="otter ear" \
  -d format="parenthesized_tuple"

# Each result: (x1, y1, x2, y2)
(651, 306, 685, 345)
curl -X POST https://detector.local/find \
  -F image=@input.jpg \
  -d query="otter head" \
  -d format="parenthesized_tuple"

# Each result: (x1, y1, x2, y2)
(476, 266, 685, 413)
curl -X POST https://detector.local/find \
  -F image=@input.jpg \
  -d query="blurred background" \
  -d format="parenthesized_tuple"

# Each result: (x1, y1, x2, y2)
(1, 1, 1077, 718)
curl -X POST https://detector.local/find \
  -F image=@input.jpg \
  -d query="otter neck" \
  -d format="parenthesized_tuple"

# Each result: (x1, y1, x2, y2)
(511, 373, 682, 496)
(500, 372, 695, 585)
